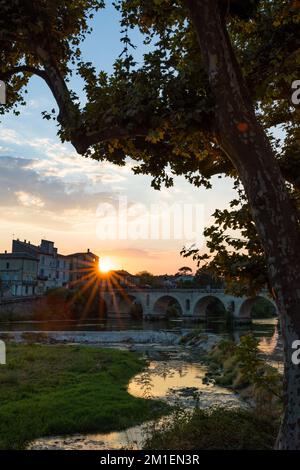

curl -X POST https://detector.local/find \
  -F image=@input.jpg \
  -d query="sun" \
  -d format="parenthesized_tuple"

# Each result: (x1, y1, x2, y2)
(99, 258, 113, 273)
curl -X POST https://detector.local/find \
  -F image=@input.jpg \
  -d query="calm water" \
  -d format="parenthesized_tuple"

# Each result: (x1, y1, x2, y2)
(0, 315, 279, 336)
(0, 316, 282, 357)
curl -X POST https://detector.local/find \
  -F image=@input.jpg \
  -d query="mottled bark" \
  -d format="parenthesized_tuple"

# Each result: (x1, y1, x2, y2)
(185, 0, 300, 449)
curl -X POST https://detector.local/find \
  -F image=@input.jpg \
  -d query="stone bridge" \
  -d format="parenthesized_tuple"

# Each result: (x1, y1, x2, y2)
(99, 288, 278, 322)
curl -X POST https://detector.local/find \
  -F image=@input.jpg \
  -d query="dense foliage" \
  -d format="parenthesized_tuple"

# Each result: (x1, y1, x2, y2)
(0, 1, 299, 294)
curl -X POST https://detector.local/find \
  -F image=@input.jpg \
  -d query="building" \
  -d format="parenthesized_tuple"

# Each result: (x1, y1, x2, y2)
(56, 254, 71, 287)
(0, 238, 99, 297)
(36, 241, 70, 291)
(175, 274, 194, 284)
(12, 238, 71, 291)
(0, 252, 38, 297)
(66, 249, 99, 285)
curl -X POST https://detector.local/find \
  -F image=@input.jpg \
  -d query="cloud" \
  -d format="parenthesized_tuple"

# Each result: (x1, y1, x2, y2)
(15, 191, 45, 208)
(0, 128, 22, 145)
(0, 156, 120, 232)
(100, 248, 159, 259)
(0, 127, 130, 187)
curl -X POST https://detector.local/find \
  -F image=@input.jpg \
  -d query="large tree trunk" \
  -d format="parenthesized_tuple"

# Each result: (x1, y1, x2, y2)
(185, 0, 300, 449)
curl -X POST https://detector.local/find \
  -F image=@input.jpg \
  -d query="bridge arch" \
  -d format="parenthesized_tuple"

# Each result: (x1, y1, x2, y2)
(193, 295, 226, 318)
(238, 295, 278, 320)
(153, 295, 183, 318)
(114, 294, 144, 317)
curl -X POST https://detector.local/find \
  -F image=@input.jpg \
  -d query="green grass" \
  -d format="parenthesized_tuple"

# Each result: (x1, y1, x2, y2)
(0, 344, 167, 449)
(144, 407, 279, 450)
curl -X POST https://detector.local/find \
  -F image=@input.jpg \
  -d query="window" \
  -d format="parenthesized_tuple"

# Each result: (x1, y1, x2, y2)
(186, 299, 190, 311)
(6, 262, 9, 269)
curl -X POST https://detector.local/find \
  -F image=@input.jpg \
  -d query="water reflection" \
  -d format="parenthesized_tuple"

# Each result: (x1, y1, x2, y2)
(257, 324, 279, 355)
(129, 361, 211, 399)
(128, 358, 242, 410)
(0, 316, 279, 338)
(28, 425, 145, 450)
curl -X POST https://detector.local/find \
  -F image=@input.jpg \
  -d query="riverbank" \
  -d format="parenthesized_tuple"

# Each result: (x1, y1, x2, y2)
(144, 407, 278, 449)
(203, 335, 282, 410)
(142, 335, 282, 450)
(0, 321, 282, 450)
(0, 344, 167, 450)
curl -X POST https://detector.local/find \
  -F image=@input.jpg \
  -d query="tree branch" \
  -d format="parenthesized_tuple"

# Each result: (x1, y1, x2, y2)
(0, 65, 47, 81)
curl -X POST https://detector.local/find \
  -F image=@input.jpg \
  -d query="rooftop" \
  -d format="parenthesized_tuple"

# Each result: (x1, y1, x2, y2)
(0, 252, 38, 261)
(66, 251, 98, 259)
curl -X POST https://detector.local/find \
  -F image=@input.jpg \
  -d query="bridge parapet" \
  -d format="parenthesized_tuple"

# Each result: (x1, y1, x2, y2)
(99, 288, 278, 321)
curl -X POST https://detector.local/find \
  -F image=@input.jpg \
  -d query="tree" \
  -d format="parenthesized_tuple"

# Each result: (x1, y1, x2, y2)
(193, 267, 223, 289)
(135, 270, 155, 286)
(0, 0, 300, 447)
(176, 266, 193, 276)
(182, 182, 268, 296)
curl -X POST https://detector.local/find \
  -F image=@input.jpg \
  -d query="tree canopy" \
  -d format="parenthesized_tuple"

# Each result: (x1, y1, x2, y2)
(0, 0, 299, 295)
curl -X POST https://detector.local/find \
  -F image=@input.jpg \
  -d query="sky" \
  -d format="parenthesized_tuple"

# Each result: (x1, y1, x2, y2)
(0, 2, 237, 275)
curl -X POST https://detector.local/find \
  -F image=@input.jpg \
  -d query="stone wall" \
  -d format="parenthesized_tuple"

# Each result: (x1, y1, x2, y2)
(0, 298, 38, 320)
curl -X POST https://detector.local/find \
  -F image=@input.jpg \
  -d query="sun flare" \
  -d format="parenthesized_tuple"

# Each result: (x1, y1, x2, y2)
(99, 258, 113, 273)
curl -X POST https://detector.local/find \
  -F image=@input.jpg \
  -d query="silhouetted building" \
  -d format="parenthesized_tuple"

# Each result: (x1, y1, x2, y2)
(66, 249, 99, 285)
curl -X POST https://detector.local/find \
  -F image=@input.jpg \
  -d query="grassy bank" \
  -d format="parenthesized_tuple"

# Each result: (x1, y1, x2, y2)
(144, 335, 282, 450)
(204, 335, 282, 412)
(144, 407, 278, 449)
(0, 344, 167, 449)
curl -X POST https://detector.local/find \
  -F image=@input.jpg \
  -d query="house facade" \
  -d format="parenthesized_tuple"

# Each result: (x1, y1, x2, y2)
(12, 239, 70, 291)
(67, 250, 99, 285)
(0, 252, 38, 297)
(0, 239, 99, 297)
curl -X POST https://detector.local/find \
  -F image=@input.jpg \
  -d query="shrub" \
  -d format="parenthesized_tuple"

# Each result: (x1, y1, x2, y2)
(144, 407, 278, 450)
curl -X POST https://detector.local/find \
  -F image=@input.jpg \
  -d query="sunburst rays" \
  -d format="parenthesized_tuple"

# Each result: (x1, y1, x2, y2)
(64, 261, 143, 324)
(63, 260, 145, 326)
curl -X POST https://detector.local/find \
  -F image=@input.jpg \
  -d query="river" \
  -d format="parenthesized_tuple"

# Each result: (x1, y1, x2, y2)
(0, 316, 282, 450)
